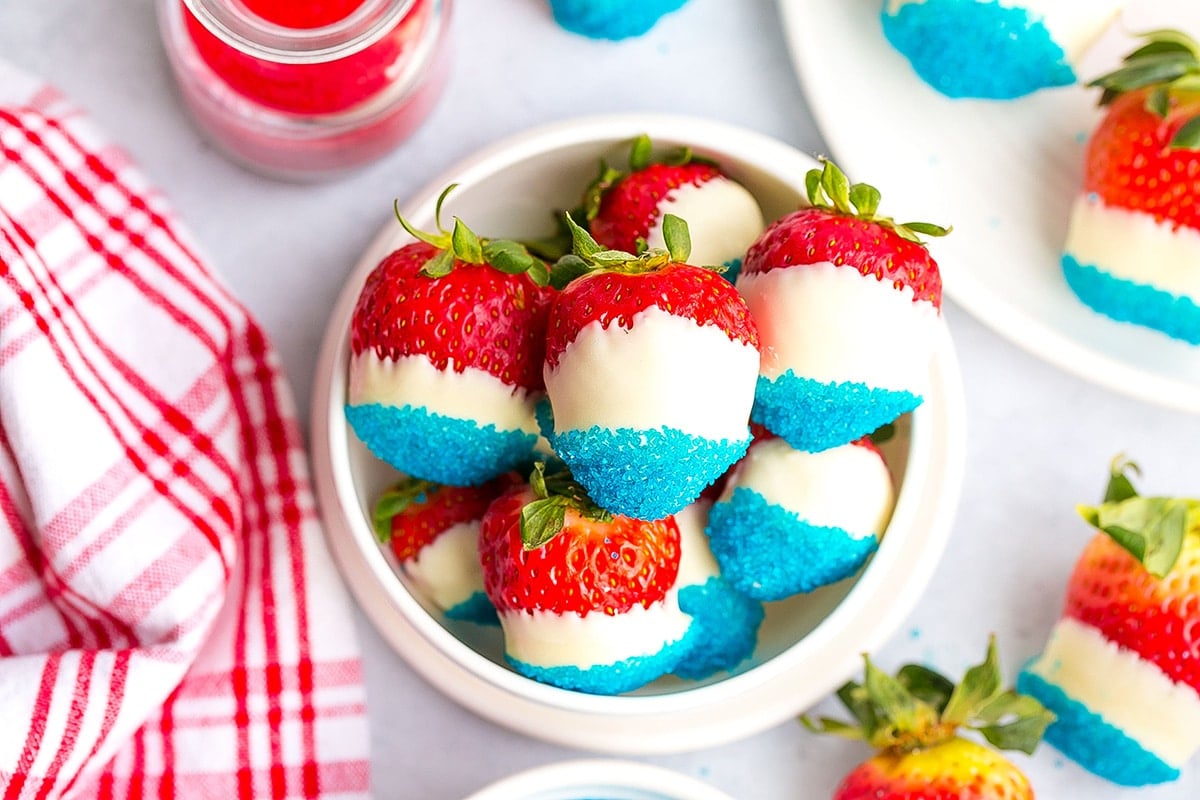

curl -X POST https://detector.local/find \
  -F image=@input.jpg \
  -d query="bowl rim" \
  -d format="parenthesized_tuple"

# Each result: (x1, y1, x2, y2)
(459, 758, 737, 800)
(310, 112, 967, 753)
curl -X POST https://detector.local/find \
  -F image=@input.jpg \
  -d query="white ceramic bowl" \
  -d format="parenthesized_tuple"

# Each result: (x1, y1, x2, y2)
(461, 760, 735, 800)
(310, 113, 967, 754)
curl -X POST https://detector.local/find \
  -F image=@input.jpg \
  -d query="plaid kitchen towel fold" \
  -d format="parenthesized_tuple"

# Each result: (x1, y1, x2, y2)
(0, 63, 370, 798)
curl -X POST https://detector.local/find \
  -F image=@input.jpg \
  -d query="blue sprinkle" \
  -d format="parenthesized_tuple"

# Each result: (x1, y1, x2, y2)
(909, 627, 922, 640)
(881, 0, 1075, 99)
(751, 371, 921, 453)
(721, 257, 744, 284)
(673, 576, 764, 680)
(1062, 254, 1200, 345)
(444, 592, 500, 626)
(507, 634, 690, 695)
(345, 403, 536, 486)
(547, 0, 689, 40)
(551, 426, 750, 520)
(1076, 131, 1089, 145)
(1017, 668, 1180, 786)
(705, 487, 878, 601)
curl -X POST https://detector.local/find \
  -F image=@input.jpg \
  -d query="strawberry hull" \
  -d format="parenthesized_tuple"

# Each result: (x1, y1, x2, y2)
(1062, 195, 1200, 345)
(704, 439, 894, 601)
(670, 500, 763, 680)
(880, 0, 1087, 99)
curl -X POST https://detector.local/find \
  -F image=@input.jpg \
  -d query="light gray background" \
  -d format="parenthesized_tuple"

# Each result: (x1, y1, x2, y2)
(2, 1, 1198, 797)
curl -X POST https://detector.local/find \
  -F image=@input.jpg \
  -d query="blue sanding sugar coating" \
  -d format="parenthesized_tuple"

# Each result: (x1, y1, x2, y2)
(508, 633, 691, 695)
(444, 592, 500, 626)
(880, 0, 1074, 99)
(705, 487, 878, 602)
(752, 372, 920, 454)
(1016, 668, 1180, 786)
(345, 403, 536, 487)
(1063, 254, 1200, 345)
(673, 576, 764, 680)
(550, 425, 751, 520)
(548, 0, 689, 41)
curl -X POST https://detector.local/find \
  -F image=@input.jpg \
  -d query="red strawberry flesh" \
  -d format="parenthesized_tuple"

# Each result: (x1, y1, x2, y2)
(479, 486, 681, 616)
(1063, 532, 1200, 692)
(1085, 88, 1200, 231)
(742, 207, 943, 308)
(351, 241, 553, 392)
(590, 162, 722, 253)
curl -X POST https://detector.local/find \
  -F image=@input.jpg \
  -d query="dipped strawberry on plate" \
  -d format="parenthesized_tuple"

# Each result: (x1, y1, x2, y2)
(737, 159, 946, 454)
(1061, 29, 1200, 345)
(542, 215, 760, 521)
(806, 636, 1055, 800)
(478, 462, 691, 695)
(1018, 457, 1200, 786)
(585, 133, 764, 281)
(346, 187, 554, 486)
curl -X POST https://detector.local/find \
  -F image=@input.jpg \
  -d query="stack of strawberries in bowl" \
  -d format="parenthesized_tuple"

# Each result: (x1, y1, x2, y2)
(310, 115, 967, 754)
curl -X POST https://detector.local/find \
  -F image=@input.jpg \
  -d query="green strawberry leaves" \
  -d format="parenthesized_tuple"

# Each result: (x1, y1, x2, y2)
(582, 133, 716, 220)
(393, 184, 550, 285)
(518, 461, 613, 550)
(548, 213, 695, 290)
(802, 635, 1054, 756)
(805, 159, 951, 244)
(1077, 456, 1194, 578)
(372, 477, 438, 543)
(1089, 29, 1200, 149)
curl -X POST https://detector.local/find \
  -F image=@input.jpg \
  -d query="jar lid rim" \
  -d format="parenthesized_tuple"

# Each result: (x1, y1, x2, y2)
(182, 0, 419, 62)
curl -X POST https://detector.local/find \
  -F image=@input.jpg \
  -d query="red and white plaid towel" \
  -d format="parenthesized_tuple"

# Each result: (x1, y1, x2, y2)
(0, 63, 370, 798)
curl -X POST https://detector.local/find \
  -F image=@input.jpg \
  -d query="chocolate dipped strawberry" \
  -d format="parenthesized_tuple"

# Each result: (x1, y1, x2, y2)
(346, 187, 553, 486)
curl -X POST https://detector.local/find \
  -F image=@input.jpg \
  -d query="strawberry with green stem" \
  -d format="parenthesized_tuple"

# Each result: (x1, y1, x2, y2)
(806, 636, 1054, 799)
(541, 213, 760, 521)
(737, 158, 946, 454)
(584, 133, 764, 282)
(1018, 457, 1200, 786)
(373, 472, 520, 624)
(1062, 29, 1200, 344)
(346, 185, 554, 486)
(478, 461, 691, 694)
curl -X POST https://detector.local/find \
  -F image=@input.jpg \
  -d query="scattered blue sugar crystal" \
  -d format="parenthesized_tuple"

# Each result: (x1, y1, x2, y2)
(345, 403, 536, 486)
(751, 372, 920, 454)
(880, 0, 1075, 99)
(548, 0, 690, 40)
(705, 487, 878, 602)
(1062, 254, 1200, 345)
(721, 257, 744, 284)
(674, 576, 764, 680)
(550, 425, 750, 521)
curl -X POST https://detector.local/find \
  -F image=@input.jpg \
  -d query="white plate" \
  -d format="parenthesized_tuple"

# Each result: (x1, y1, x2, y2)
(310, 114, 966, 754)
(461, 760, 735, 800)
(779, 0, 1200, 412)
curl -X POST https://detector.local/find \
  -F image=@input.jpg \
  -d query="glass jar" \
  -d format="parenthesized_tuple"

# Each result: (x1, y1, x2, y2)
(157, 0, 452, 181)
